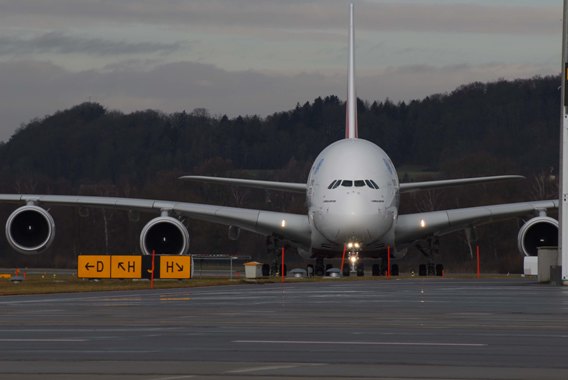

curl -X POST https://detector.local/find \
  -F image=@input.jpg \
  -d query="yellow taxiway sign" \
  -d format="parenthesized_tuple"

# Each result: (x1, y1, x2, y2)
(78, 255, 111, 278)
(111, 255, 142, 279)
(160, 256, 191, 279)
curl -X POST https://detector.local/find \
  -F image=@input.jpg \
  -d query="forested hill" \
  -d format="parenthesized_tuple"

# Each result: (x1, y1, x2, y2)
(0, 75, 560, 189)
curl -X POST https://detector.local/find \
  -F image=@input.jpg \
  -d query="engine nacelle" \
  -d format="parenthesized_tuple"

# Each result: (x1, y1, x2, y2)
(392, 246, 408, 259)
(5, 205, 55, 255)
(517, 216, 558, 257)
(228, 225, 241, 241)
(139, 216, 189, 255)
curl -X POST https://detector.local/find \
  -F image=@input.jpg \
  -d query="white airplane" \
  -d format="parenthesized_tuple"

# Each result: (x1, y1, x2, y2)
(0, 4, 559, 275)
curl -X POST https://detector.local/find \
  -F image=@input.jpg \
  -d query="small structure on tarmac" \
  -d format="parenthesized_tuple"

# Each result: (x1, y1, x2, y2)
(244, 262, 263, 279)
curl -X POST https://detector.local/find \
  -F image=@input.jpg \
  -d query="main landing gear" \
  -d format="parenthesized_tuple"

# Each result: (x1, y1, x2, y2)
(370, 261, 399, 277)
(416, 237, 444, 277)
(315, 258, 325, 276)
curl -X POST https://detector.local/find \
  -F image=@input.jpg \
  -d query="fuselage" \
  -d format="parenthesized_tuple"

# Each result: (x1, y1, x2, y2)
(305, 138, 400, 258)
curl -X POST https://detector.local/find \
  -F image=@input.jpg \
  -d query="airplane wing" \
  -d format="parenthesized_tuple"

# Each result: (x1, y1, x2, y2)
(179, 176, 306, 193)
(180, 175, 523, 195)
(0, 194, 312, 247)
(399, 175, 524, 193)
(395, 199, 558, 244)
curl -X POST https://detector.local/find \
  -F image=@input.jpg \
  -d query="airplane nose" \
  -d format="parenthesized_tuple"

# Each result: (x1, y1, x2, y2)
(314, 203, 392, 244)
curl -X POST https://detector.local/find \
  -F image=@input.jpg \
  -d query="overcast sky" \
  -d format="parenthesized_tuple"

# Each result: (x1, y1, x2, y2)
(0, 0, 562, 141)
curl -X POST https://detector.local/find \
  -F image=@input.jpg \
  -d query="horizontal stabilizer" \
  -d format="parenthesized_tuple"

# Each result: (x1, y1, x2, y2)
(400, 175, 525, 193)
(179, 176, 306, 193)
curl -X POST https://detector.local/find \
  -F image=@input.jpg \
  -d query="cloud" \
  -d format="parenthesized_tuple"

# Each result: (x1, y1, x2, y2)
(0, 32, 181, 56)
(0, 1, 559, 35)
(359, 2, 559, 35)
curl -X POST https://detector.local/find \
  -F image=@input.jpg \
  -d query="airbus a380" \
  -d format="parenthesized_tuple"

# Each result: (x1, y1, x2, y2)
(0, 4, 559, 275)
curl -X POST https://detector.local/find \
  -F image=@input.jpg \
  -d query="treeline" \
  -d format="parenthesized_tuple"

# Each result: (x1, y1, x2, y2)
(0, 75, 561, 270)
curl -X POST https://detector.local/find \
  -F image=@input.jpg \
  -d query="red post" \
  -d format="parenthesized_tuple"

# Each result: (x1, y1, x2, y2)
(281, 246, 285, 283)
(387, 246, 391, 279)
(340, 244, 347, 273)
(151, 249, 156, 289)
(476, 245, 480, 279)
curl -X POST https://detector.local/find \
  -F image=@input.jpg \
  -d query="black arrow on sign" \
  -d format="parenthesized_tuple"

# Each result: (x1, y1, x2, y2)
(176, 263, 184, 272)
(118, 262, 126, 271)
(85, 263, 94, 270)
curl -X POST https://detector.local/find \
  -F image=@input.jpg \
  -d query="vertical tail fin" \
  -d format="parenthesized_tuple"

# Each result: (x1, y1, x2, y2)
(345, 3, 358, 139)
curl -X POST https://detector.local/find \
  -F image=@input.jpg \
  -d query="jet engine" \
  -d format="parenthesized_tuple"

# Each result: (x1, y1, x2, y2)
(517, 216, 558, 257)
(139, 216, 189, 255)
(5, 205, 55, 255)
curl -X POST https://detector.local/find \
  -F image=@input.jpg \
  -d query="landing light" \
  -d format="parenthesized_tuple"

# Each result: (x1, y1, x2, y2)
(347, 241, 361, 250)
(281, 219, 287, 228)
(420, 219, 426, 228)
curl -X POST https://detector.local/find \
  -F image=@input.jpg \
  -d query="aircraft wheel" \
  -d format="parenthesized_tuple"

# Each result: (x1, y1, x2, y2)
(307, 264, 314, 277)
(372, 263, 380, 276)
(435, 264, 444, 276)
(391, 264, 399, 276)
(418, 264, 427, 276)
(356, 263, 365, 277)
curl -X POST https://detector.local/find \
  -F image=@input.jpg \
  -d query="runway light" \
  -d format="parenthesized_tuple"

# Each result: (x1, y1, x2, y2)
(281, 219, 287, 228)
(420, 219, 426, 228)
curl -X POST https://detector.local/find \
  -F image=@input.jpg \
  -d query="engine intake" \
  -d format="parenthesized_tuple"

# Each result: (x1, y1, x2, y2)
(5, 205, 55, 255)
(139, 216, 189, 255)
(517, 216, 558, 257)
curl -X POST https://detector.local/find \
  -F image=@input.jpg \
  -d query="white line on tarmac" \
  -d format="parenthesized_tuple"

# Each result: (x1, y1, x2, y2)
(2, 350, 157, 354)
(0, 339, 87, 342)
(150, 376, 195, 380)
(234, 340, 487, 347)
(227, 365, 300, 373)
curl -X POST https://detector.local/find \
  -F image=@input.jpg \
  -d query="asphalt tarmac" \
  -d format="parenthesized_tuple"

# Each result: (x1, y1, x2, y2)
(0, 277, 567, 379)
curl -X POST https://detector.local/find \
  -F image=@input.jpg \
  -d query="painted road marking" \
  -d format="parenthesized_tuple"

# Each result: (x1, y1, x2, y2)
(0, 338, 87, 342)
(234, 340, 487, 347)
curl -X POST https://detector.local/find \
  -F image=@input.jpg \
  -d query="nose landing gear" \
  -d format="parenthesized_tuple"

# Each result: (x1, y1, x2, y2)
(348, 251, 359, 273)
(347, 251, 365, 276)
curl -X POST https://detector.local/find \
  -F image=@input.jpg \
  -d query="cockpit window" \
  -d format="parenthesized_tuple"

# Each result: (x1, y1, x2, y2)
(328, 179, 379, 190)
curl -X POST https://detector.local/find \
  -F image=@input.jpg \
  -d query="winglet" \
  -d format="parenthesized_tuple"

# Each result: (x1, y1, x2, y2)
(345, 3, 358, 139)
